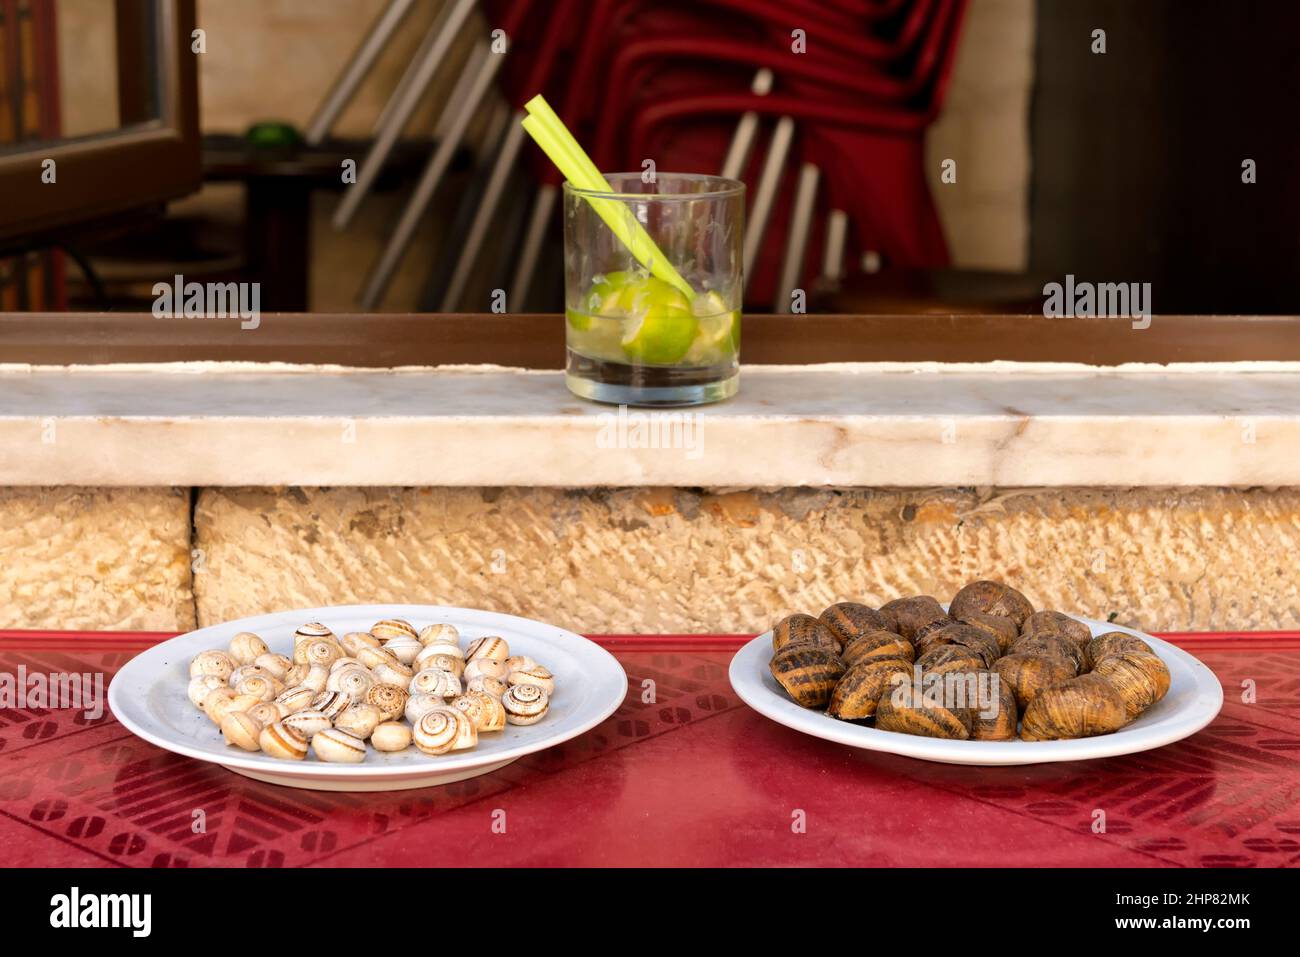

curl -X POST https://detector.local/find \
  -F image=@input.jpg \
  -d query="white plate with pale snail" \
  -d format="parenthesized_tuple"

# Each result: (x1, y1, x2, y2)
(729, 581, 1224, 766)
(108, 604, 628, 791)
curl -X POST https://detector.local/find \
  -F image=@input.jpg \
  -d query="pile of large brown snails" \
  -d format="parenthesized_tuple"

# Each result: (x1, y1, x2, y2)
(186, 619, 555, 763)
(768, 580, 1171, 741)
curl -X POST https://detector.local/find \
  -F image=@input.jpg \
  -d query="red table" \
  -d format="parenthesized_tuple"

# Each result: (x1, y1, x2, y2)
(1, 632, 1298, 867)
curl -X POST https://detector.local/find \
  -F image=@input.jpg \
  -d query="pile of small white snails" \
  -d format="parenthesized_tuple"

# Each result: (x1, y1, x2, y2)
(185, 619, 556, 764)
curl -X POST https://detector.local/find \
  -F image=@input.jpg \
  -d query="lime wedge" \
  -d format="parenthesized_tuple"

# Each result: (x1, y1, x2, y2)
(621, 305, 699, 364)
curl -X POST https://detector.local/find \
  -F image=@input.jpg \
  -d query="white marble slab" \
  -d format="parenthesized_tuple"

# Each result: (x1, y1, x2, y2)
(1, 363, 1298, 486)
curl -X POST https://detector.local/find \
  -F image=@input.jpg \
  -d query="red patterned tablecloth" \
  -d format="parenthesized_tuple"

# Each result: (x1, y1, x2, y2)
(1, 632, 1297, 867)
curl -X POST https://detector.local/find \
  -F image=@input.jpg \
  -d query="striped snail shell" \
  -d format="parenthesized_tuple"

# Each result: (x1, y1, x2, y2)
(370, 721, 412, 752)
(771, 614, 841, 654)
(463, 658, 509, 682)
(415, 648, 465, 677)
(229, 632, 269, 666)
(190, 649, 235, 681)
(312, 728, 368, 764)
(333, 703, 382, 740)
(382, 635, 422, 666)
(410, 667, 461, 698)
(915, 644, 986, 680)
(840, 630, 914, 668)
(220, 711, 263, 751)
(367, 683, 409, 722)
(404, 692, 443, 725)
(948, 580, 1035, 629)
(1087, 631, 1152, 664)
(370, 618, 418, 643)
(502, 684, 550, 725)
(878, 596, 952, 643)
(295, 637, 343, 669)
(769, 645, 846, 709)
(340, 631, 382, 657)
(247, 701, 287, 725)
(327, 664, 376, 698)
(1091, 651, 1170, 719)
(293, 622, 335, 658)
(827, 657, 913, 721)
(452, 690, 507, 732)
(505, 655, 538, 673)
(311, 690, 352, 720)
(1020, 673, 1128, 740)
(1021, 610, 1092, 650)
(330, 656, 362, 673)
(413, 708, 477, 755)
(234, 674, 282, 702)
(955, 612, 1020, 655)
(254, 652, 293, 680)
(819, 602, 893, 645)
(357, 645, 400, 671)
(465, 636, 510, 663)
(507, 665, 555, 695)
(201, 686, 238, 724)
(283, 663, 311, 687)
(275, 684, 316, 714)
(1008, 632, 1084, 674)
(992, 653, 1076, 711)
(918, 622, 1001, 667)
(260, 721, 309, 760)
(875, 681, 972, 739)
(281, 709, 333, 737)
(417, 623, 460, 647)
(188, 674, 226, 709)
(970, 671, 1018, 741)
(372, 659, 414, 688)
(466, 675, 508, 698)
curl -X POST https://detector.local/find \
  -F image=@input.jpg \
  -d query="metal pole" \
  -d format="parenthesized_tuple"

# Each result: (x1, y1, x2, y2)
(721, 69, 773, 180)
(508, 184, 558, 312)
(742, 115, 795, 288)
(775, 163, 819, 313)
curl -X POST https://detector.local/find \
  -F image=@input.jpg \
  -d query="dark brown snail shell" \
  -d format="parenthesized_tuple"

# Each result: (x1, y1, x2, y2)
(915, 644, 986, 679)
(769, 644, 847, 708)
(1020, 673, 1129, 740)
(819, 602, 892, 644)
(918, 622, 1002, 666)
(1087, 631, 1152, 663)
(992, 653, 1076, 711)
(1092, 651, 1171, 719)
(841, 630, 915, 667)
(875, 681, 972, 740)
(1020, 610, 1092, 650)
(1008, 633, 1085, 675)
(956, 612, 1020, 655)
(827, 656, 913, 720)
(879, 595, 951, 642)
(771, 614, 841, 654)
(949, 580, 1035, 628)
(969, 671, 1018, 740)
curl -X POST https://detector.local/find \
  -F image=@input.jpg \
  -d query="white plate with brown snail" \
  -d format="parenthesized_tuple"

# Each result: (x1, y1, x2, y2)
(729, 582, 1224, 766)
(109, 604, 627, 791)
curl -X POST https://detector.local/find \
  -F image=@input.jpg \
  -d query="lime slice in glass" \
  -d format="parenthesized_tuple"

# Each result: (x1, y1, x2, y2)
(621, 305, 699, 364)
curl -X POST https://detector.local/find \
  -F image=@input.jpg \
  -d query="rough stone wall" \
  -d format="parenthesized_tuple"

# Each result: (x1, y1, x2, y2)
(190, 486, 1300, 634)
(0, 488, 195, 631)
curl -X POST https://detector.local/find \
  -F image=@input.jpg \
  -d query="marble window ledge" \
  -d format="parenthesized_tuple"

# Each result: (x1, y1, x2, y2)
(1, 362, 1299, 487)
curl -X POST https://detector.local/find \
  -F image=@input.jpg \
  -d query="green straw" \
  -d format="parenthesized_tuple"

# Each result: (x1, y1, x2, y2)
(521, 95, 695, 300)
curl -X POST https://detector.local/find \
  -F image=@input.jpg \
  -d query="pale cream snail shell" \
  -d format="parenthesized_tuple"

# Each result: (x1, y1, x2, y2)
(247, 701, 287, 725)
(235, 674, 282, 702)
(293, 621, 334, 650)
(371, 660, 414, 688)
(299, 664, 330, 693)
(295, 637, 342, 669)
(414, 648, 464, 677)
(190, 649, 235, 681)
(357, 645, 400, 671)
(281, 709, 333, 737)
(283, 663, 311, 687)
(254, 652, 292, 680)
(404, 693, 444, 725)
(228, 632, 269, 666)
(382, 634, 422, 666)
(221, 711, 263, 751)
(334, 703, 382, 740)
(312, 728, 368, 764)
(466, 675, 508, 698)
(330, 656, 363, 673)
(451, 690, 507, 732)
(188, 674, 226, 709)
(339, 631, 382, 656)
(409, 667, 461, 698)
(260, 721, 309, 760)
(327, 665, 376, 698)
(275, 684, 316, 714)
(200, 685, 237, 721)
(505, 655, 538, 672)
(502, 684, 550, 725)
(413, 708, 476, 755)
(417, 623, 459, 647)
(507, 665, 555, 695)
(370, 618, 418, 643)
(370, 722, 412, 752)
(465, 636, 510, 663)
(311, 690, 352, 720)
(367, 683, 409, 722)
(228, 663, 271, 688)
(463, 659, 509, 682)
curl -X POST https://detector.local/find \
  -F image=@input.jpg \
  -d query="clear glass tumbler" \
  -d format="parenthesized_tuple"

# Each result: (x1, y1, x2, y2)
(563, 173, 744, 406)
